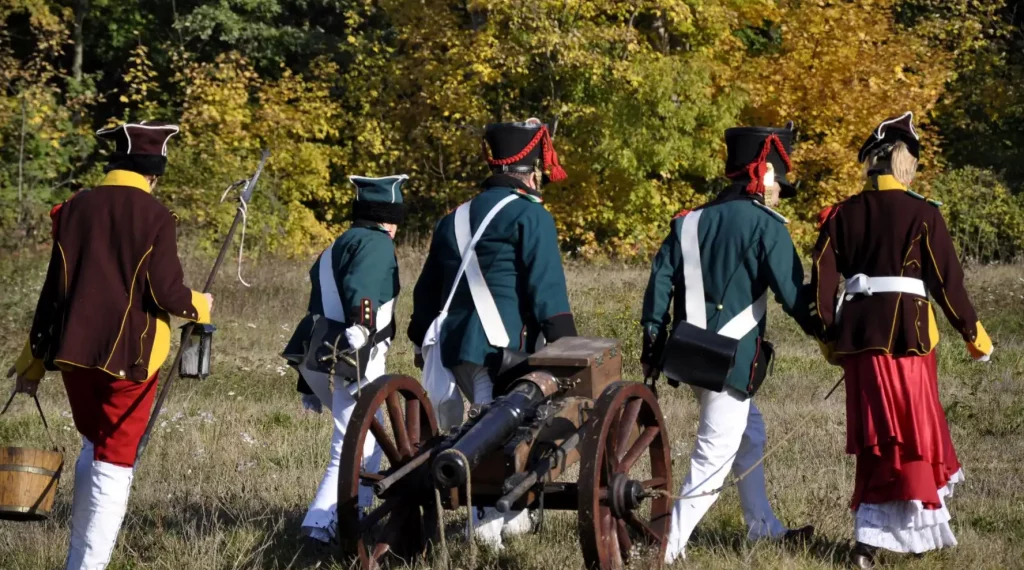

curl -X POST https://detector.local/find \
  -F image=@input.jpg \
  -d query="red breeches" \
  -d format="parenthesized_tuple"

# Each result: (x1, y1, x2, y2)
(62, 368, 158, 467)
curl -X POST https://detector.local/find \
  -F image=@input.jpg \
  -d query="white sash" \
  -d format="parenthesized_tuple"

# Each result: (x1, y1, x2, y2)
(454, 200, 511, 347)
(679, 211, 767, 341)
(318, 241, 345, 321)
(421, 194, 519, 429)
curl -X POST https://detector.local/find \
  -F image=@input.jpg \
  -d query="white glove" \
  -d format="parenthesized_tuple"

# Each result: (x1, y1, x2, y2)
(345, 324, 370, 351)
(302, 393, 323, 414)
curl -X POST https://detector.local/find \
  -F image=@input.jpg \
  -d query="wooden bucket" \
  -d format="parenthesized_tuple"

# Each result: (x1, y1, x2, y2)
(0, 393, 64, 521)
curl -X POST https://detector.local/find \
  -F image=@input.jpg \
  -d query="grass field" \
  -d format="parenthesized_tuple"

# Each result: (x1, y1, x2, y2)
(1, 249, 1022, 570)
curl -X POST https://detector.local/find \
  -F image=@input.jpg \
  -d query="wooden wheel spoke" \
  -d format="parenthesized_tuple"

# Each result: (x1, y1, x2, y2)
(616, 518, 633, 561)
(626, 512, 662, 545)
(359, 470, 385, 482)
(641, 477, 667, 490)
(370, 418, 403, 465)
(615, 399, 642, 460)
(620, 426, 660, 472)
(604, 511, 624, 570)
(385, 393, 412, 457)
(405, 399, 421, 445)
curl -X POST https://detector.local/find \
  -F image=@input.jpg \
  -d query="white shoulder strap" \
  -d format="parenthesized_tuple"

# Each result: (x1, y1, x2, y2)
(678, 209, 767, 340)
(317, 241, 345, 321)
(680, 210, 707, 328)
(440, 194, 519, 347)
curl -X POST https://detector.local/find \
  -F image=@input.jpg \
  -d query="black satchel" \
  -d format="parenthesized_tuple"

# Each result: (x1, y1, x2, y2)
(659, 320, 740, 392)
(301, 316, 394, 381)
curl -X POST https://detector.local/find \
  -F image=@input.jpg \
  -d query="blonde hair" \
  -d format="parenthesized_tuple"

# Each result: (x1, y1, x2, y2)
(863, 141, 918, 185)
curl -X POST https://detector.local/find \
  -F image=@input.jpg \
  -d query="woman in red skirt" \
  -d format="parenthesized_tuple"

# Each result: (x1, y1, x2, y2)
(809, 112, 993, 568)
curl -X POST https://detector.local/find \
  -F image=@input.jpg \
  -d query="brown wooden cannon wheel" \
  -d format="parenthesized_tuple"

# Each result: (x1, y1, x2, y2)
(336, 374, 439, 570)
(578, 382, 672, 570)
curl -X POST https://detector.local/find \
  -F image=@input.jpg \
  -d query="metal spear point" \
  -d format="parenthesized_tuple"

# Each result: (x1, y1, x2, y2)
(134, 149, 270, 467)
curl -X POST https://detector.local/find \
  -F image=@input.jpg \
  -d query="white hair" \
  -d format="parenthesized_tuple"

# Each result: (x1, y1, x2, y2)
(863, 141, 918, 185)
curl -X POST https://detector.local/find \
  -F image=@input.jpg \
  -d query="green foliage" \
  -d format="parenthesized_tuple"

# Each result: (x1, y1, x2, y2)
(926, 166, 1024, 262)
(0, 0, 1022, 259)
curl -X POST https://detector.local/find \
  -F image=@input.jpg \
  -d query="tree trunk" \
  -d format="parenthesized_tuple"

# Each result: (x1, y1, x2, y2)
(72, 0, 89, 82)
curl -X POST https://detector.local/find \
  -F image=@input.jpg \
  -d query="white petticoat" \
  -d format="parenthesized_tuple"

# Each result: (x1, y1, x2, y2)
(854, 469, 964, 553)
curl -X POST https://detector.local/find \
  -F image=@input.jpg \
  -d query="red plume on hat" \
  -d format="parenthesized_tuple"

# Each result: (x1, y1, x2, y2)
(96, 121, 180, 176)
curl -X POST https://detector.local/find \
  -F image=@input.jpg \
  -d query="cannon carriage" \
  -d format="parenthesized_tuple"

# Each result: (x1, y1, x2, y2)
(334, 336, 673, 570)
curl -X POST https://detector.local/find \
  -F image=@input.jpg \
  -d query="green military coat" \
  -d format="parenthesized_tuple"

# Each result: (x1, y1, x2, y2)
(283, 221, 399, 375)
(641, 189, 811, 395)
(408, 177, 576, 370)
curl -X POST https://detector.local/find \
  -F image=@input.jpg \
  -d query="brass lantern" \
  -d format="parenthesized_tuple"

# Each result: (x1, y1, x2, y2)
(180, 324, 216, 379)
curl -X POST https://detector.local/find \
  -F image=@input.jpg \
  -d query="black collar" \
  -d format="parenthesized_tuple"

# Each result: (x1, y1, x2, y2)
(481, 174, 542, 199)
(352, 220, 386, 232)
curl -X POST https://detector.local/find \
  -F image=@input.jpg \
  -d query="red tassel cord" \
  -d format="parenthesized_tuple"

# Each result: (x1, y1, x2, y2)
(484, 125, 568, 182)
(725, 133, 792, 195)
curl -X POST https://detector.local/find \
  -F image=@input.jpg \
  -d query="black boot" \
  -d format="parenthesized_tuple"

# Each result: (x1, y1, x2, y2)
(782, 525, 815, 545)
(851, 542, 878, 569)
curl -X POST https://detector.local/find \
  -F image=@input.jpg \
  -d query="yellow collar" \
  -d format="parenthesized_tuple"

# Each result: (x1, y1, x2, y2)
(100, 170, 151, 193)
(870, 175, 907, 191)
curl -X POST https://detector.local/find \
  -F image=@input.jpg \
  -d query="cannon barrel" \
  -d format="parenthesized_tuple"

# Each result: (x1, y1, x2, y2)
(432, 373, 558, 490)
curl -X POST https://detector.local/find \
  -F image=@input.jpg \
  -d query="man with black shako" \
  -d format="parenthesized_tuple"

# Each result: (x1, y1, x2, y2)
(641, 124, 816, 563)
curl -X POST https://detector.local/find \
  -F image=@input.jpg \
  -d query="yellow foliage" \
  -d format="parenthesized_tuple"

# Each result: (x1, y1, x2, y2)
(746, 0, 959, 248)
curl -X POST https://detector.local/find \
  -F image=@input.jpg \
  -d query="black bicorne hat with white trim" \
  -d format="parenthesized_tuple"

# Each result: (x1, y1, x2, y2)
(858, 112, 920, 163)
(349, 174, 408, 224)
(96, 121, 180, 176)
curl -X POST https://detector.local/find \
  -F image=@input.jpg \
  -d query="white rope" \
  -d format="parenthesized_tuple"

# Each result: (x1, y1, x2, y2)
(220, 179, 252, 287)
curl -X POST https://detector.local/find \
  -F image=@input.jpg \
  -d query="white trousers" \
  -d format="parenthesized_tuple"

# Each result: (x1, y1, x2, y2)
(664, 387, 786, 563)
(301, 341, 388, 543)
(65, 438, 135, 570)
(450, 364, 532, 550)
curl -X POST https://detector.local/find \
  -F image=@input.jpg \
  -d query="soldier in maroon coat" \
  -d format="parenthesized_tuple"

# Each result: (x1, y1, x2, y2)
(9, 122, 213, 570)
(810, 113, 993, 568)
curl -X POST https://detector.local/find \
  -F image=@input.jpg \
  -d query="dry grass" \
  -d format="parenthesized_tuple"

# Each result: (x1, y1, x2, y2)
(1, 250, 1022, 569)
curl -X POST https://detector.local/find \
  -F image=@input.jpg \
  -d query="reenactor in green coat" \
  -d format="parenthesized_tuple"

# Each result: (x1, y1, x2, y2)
(408, 118, 577, 549)
(641, 126, 816, 563)
(282, 175, 406, 545)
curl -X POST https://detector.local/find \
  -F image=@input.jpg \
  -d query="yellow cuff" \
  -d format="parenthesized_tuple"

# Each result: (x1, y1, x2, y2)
(14, 340, 46, 381)
(190, 290, 211, 324)
(967, 321, 992, 359)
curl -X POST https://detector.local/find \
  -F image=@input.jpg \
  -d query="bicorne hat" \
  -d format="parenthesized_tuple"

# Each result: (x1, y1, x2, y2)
(483, 118, 567, 183)
(725, 124, 796, 198)
(96, 121, 180, 176)
(858, 112, 920, 163)
(349, 175, 408, 225)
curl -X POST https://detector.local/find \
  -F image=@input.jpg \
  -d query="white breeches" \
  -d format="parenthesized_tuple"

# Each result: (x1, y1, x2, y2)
(65, 438, 135, 570)
(664, 387, 786, 563)
(301, 341, 388, 542)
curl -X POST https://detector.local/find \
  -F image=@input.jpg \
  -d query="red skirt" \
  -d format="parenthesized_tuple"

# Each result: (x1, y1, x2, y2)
(843, 352, 960, 510)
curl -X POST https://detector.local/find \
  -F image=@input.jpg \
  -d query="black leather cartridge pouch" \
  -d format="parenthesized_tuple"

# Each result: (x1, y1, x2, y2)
(659, 320, 739, 392)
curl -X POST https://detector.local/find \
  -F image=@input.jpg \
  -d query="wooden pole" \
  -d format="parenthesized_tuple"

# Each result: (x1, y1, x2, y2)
(134, 149, 269, 467)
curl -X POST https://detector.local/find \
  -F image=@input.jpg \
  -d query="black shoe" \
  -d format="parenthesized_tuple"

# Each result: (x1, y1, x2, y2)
(851, 542, 877, 569)
(782, 525, 815, 544)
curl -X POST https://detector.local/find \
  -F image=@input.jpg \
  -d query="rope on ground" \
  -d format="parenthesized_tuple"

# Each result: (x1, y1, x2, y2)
(650, 375, 845, 501)
(219, 179, 252, 287)
(434, 487, 450, 570)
